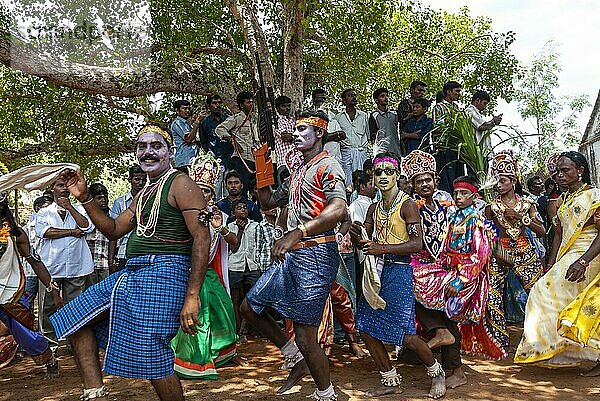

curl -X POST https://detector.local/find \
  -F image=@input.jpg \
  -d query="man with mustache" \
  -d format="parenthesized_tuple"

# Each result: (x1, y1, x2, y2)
(241, 111, 347, 401)
(50, 123, 211, 401)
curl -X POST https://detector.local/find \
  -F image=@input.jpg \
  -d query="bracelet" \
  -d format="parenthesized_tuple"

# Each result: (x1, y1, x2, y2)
(221, 226, 230, 236)
(577, 258, 590, 269)
(46, 280, 59, 293)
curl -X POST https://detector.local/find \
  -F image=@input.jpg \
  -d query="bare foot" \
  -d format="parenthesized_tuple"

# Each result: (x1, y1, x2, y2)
(44, 359, 60, 379)
(446, 369, 467, 389)
(365, 385, 403, 397)
(428, 372, 446, 399)
(581, 363, 600, 377)
(277, 359, 310, 394)
(231, 355, 248, 366)
(349, 342, 368, 359)
(427, 328, 455, 349)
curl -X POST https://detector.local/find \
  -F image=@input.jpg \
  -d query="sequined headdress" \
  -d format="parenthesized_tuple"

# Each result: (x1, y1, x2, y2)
(546, 153, 560, 177)
(401, 150, 436, 182)
(189, 154, 221, 191)
(490, 150, 518, 178)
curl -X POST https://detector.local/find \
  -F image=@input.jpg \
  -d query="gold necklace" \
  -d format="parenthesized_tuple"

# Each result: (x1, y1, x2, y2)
(558, 183, 588, 218)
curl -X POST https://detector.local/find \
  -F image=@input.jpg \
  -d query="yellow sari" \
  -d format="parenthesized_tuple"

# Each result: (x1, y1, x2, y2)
(515, 187, 600, 366)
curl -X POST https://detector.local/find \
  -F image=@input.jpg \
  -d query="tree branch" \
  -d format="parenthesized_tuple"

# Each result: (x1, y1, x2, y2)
(0, 30, 217, 97)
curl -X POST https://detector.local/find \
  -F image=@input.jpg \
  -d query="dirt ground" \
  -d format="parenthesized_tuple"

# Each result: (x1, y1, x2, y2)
(1, 326, 598, 401)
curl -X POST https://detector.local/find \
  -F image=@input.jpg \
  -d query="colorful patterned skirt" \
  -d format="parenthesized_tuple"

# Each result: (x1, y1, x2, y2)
(0, 295, 51, 365)
(50, 254, 190, 380)
(357, 256, 416, 346)
(171, 269, 237, 379)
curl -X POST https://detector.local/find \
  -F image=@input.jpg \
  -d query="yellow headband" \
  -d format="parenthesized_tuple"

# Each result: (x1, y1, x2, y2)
(137, 125, 173, 147)
(296, 116, 328, 130)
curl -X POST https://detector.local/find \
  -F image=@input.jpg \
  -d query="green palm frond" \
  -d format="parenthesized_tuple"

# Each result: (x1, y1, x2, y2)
(435, 110, 488, 183)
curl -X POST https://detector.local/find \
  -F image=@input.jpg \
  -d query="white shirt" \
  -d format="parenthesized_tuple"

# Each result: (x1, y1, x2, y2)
(35, 203, 95, 278)
(227, 220, 260, 272)
(110, 192, 133, 259)
(334, 110, 370, 149)
(22, 215, 41, 277)
(464, 104, 493, 152)
(349, 194, 374, 224)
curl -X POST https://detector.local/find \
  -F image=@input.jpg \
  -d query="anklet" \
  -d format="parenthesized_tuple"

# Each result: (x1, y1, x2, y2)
(380, 367, 402, 386)
(426, 360, 445, 378)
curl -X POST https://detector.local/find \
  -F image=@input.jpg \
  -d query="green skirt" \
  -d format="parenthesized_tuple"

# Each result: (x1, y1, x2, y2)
(171, 269, 238, 379)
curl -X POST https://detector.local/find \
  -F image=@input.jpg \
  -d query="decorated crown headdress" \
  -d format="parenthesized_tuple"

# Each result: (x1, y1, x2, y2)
(401, 150, 436, 182)
(546, 152, 560, 177)
(189, 153, 221, 191)
(490, 150, 519, 178)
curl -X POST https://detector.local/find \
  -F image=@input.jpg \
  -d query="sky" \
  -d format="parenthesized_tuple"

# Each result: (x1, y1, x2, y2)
(426, 0, 600, 138)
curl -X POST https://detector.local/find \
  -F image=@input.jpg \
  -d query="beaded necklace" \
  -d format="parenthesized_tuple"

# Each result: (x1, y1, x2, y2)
(135, 169, 177, 238)
(375, 188, 405, 245)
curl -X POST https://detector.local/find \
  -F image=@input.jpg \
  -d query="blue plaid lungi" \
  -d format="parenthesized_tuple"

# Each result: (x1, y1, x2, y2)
(50, 254, 190, 380)
(357, 255, 416, 346)
(246, 237, 339, 326)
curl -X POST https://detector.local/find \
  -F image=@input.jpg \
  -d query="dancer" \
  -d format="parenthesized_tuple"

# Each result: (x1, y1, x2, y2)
(515, 151, 600, 374)
(485, 152, 545, 352)
(171, 154, 240, 379)
(350, 152, 446, 399)
(49, 123, 211, 401)
(403, 150, 466, 388)
(0, 186, 61, 377)
(240, 111, 347, 401)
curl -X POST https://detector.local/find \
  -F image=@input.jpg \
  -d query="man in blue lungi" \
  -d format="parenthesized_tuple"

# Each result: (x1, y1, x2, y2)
(349, 152, 446, 399)
(240, 111, 347, 401)
(51, 123, 211, 401)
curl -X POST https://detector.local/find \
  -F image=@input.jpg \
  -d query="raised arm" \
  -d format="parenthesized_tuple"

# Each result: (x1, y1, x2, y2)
(62, 169, 135, 240)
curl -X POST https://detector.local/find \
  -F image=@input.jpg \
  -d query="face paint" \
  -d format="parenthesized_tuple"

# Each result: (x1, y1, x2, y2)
(293, 123, 318, 151)
(373, 161, 398, 192)
(136, 132, 173, 178)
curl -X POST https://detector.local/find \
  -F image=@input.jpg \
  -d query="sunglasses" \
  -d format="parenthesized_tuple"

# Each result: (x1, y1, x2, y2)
(373, 168, 398, 177)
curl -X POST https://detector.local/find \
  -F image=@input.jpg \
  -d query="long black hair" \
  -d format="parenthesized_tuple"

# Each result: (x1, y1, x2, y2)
(0, 200, 22, 237)
(559, 151, 592, 185)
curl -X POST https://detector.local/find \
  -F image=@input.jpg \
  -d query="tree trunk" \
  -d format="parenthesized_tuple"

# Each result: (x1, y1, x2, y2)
(281, 0, 305, 112)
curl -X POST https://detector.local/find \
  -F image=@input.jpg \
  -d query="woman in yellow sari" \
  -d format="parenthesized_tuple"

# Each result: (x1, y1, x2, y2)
(515, 151, 600, 374)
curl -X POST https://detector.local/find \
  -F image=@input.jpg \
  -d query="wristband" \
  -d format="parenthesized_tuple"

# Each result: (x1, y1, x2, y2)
(297, 223, 308, 238)
(577, 258, 590, 269)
